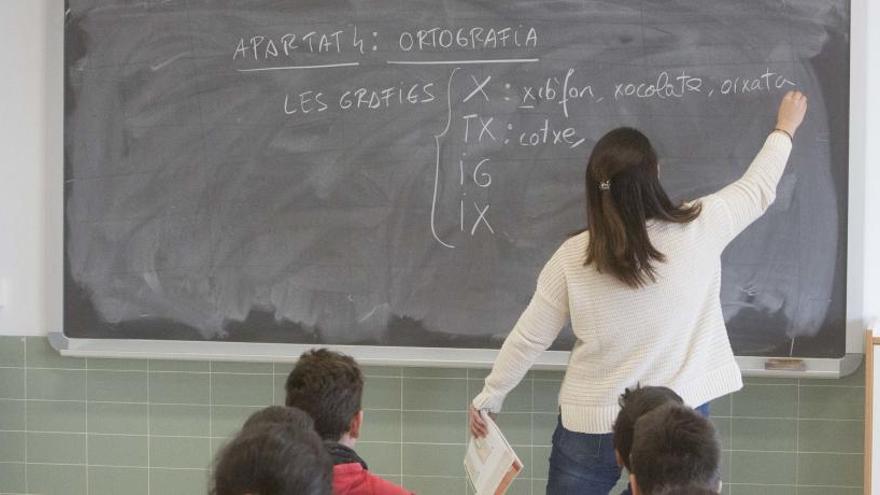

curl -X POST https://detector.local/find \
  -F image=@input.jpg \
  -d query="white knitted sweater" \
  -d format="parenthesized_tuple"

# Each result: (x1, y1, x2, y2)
(472, 133, 793, 434)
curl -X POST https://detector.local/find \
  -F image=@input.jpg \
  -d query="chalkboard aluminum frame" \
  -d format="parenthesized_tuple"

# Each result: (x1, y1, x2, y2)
(47, 0, 867, 377)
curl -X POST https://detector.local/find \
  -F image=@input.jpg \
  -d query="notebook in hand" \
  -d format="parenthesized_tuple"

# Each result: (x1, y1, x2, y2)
(464, 412, 524, 495)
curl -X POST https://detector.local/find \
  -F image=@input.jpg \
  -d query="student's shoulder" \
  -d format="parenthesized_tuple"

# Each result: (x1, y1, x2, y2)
(332, 463, 412, 495)
(365, 471, 413, 494)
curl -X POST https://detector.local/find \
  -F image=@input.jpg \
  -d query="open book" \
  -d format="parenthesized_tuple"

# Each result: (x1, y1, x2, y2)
(464, 412, 524, 495)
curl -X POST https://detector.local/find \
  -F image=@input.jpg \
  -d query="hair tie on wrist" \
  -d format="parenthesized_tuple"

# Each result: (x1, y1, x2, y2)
(599, 180, 611, 191)
(774, 128, 793, 141)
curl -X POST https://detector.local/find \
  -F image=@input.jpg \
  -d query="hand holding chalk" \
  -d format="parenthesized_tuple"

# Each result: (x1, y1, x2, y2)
(775, 90, 808, 138)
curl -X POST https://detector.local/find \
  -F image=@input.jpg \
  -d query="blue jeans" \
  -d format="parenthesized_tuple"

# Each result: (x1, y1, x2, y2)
(546, 403, 710, 495)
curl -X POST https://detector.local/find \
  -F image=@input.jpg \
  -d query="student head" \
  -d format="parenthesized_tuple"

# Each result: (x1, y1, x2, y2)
(629, 404, 721, 495)
(613, 385, 684, 471)
(584, 127, 702, 287)
(241, 405, 315, 431)
(285, 348, 365, 444)
(653, 484, 720, 495)
(211, 413, 332, 495)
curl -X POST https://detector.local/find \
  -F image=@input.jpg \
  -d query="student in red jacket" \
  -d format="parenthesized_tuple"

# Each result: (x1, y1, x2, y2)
(286, 349, 413, 495)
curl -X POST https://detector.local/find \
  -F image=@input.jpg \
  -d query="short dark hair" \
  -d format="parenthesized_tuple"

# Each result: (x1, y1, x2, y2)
(613, 386, 684, 470)
(630, 404, 721, 495)
(285, 348, 364, 441)
(211, 420, 332, 495)
(242, 405, 314, 432)
(653, 483, 719, 495)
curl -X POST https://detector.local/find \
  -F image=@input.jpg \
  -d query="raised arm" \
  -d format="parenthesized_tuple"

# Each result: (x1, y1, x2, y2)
(705, 91, 807, 245)
(468, 252, 569, 437)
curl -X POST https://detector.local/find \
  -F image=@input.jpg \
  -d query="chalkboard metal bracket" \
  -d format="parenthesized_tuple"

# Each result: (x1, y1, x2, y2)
(49, 331, 863, 379)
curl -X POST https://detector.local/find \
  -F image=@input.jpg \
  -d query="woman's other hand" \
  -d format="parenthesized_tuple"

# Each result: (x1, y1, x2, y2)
(468, 405, 495, 438)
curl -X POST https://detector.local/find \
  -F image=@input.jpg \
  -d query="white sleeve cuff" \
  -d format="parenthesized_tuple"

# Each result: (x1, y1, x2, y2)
(471, 390, 504, 414)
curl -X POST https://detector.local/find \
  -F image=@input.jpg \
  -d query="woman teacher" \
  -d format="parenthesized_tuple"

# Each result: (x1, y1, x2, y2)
(469, 91, 808, 493)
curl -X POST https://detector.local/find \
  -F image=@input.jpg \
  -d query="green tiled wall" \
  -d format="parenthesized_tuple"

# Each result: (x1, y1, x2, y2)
(0, 336, 865, 495)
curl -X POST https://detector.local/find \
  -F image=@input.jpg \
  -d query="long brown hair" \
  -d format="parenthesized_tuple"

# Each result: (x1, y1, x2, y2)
(585, 128, 701, 288)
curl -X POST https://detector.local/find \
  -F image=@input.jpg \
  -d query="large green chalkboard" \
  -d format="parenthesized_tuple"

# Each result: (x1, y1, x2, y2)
(64, 0, 850, 357)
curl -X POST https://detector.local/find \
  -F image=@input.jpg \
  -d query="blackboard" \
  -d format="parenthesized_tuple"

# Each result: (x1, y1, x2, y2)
(64, 0, 850, 358)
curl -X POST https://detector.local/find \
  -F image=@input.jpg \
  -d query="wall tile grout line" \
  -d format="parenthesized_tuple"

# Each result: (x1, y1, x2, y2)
(3, 431, 856, 453)
(0, 397, 866, 422)
(739, 380, 865, 389)
(464, 368, 470, 495)
(727, 389, 733, 495)
(0, 365, 279, 376)
(0, 397, 519, 410)
(0, 461, 206, 471)
(0, 364, 576, 382)
(726, 482, 864, 489)
(399, 368, 404, 483)
(85, 356, 90, 494)
(36, 431, 866, 450)
(708, 415, 864, 422)
(209, 360, 214, 458)
(0, 456, 858, 489)
(147, 358, 151, 495)
(530, 375, 535, 495)
(22, 337, 28, 494)
(794, 377, 800, 495)
(465, 372, 472, 495)
(464, 370, 470, 445)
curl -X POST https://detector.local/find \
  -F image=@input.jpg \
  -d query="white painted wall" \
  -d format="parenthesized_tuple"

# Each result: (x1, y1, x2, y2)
(864, 0, 880, 331)
(0, 1, 877, 338)
(0, 1, 47, 336)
